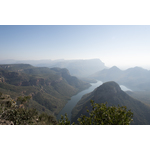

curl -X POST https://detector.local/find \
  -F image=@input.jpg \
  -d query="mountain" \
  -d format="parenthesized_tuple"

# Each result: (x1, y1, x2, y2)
(91, 66, 150, 91)
(36, 59, 107, 78)
(0, 64, 90, 116)
(45, 59, 107, 78)
(126, 90, 150, 106)
(91, 66, 122, 81)
(0, 59, 107, 78)
(71, 81, 150, 125)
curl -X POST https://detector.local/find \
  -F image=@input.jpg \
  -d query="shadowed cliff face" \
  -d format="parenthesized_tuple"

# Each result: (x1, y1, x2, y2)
(71, 81, 150, 125)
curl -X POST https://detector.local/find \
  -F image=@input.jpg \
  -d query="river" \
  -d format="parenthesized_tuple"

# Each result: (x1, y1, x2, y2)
(56, 81, 132, 121)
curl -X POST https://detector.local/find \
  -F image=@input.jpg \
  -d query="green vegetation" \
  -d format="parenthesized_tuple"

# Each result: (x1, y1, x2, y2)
(0, 94, 57, 125)
(126, 91, 150, 106)
(59, 114, 71, 125)
(0, 93, 133, 125)
(59, 100, 133, 125)
(71, 81, 150, 125)
(0, 64, 90, 116)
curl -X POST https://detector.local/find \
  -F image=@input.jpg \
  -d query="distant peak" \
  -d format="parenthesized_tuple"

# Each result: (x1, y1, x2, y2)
(111, 66, 120, 69)
(103, 81, 120, 85)
(126, 66, 148, 72)
(109, 66, 121, 72)
(133, 66, 147, 70)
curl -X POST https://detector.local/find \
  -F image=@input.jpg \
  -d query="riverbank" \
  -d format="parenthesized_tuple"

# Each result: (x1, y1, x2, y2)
(57, 80, 132, 122)
(57, 81, 103, 121)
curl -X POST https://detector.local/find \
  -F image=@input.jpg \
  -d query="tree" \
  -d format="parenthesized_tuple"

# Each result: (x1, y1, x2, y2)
(38, 113, 57, 125)
(59, 113, 71, 125)
(59, 100, 133, 125)
(1, 107, 38, 125)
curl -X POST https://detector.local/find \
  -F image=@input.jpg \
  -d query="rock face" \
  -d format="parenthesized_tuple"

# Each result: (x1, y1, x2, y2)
(71, 81, 150, 125)
(0, 64, 90, 116)
(0, 77, 5, 83)
(0, 119, 14, 125)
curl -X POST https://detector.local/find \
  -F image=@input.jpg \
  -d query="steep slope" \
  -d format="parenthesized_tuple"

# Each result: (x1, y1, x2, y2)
(50, 67, 90, 91)
(71, 81, 150, 125)
(0, 64, 90, 116)
(126, 90, 150, 106)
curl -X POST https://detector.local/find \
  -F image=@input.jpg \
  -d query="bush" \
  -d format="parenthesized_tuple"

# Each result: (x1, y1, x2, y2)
(59, 100, 133, 125)
(38, 113, 57, 125)
(1, 107, 38, 125)
(0, 94, 57, 125)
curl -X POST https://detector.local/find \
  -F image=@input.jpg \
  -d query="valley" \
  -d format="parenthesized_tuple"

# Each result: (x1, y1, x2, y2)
(57, 80, 133, 122)
(71, 81, 150, 125)
(1, 60, 150, 125)
(0, 64, 90, 116)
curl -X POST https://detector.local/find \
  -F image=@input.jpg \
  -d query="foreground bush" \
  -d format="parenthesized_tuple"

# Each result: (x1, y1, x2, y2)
(59, 100, 133, 125)
(0, 94, 57, 125)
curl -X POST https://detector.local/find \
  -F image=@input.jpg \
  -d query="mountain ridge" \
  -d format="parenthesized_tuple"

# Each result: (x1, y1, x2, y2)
(90, 66, 150, 91)
(0, 64, 90, 116)
(0, 58, 107, 78)
(71, 81, 150, 125)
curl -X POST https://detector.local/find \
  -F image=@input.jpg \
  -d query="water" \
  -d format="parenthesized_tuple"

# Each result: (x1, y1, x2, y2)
(57, 81, 132, 121)
(120, 85, 132, 91)
(57, 81, 103, 121)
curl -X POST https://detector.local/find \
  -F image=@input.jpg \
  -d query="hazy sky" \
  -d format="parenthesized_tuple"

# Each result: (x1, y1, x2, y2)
(0, 25, 150, 69)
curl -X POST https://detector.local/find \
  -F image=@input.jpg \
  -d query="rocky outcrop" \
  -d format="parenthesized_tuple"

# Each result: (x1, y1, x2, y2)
(0, 77, 5, 83)
(0, 119, 14, 125)
(0, 93, 14, 125)
(0, 64, 91, 117)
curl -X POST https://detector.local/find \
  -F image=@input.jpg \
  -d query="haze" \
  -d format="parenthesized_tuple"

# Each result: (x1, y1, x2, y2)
(1, 25, 150, 70)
